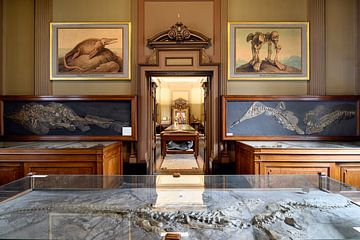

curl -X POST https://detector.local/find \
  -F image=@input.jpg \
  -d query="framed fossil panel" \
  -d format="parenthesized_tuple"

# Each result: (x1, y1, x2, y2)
(222, 96, 360, 140)
(50, 22, 131, 80)
(228, 22, 309, 80)
(0, 96, 137, 141)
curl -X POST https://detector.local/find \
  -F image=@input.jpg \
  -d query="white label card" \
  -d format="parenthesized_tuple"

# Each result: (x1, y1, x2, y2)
(122, 127, 132, 136)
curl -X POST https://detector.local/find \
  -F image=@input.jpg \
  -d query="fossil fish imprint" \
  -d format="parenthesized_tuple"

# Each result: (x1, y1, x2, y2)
(304, 104, 356, 134)
(230, 102, 304, 135)
(7, 102, 129, 135)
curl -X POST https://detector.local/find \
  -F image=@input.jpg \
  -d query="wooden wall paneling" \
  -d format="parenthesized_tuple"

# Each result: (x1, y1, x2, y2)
(131, 0, 138, 95)
(307, 0, 326, 95)
(357, 100, 360, 136)
(34, 0, 52, 95)
(219, 0, 230, 163)
(220, 0, 227, 95)
(0, 0, 3, 95)
(0, 100, 3, 135)
(356, 0, 360, 94)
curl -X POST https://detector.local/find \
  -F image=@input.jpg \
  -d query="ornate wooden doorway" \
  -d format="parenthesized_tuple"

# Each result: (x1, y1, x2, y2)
(146, 71, 212, 174)
(139, 50, 220, 174)
(137, 22, 220, 174)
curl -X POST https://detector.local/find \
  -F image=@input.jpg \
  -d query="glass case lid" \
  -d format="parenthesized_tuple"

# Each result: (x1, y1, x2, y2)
(1, 174, 360, 240)
(0, 174, 357, 194)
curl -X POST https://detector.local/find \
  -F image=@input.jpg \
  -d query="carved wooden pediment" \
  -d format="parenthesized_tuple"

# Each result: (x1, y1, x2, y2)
(173, 98, 188, 109)
(147, 22, 211, 49)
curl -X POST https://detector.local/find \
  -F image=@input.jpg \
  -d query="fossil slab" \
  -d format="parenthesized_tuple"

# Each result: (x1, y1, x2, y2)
(7, 102, 130, 135)
(0, 188, 360, 239)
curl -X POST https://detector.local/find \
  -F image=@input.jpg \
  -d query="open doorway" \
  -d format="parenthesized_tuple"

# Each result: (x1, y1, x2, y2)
(150, 76, 209, 174)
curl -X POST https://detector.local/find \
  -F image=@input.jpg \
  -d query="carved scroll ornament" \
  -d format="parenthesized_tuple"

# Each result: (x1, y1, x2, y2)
(147, 22, 211, 49)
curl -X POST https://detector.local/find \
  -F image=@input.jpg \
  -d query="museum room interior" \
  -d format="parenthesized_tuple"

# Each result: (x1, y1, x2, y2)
(1, 0, 360, 239)
(0, 0, 360, 183)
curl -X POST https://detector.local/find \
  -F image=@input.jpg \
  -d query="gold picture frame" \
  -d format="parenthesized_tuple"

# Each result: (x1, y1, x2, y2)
(172, 108, 190, 124)
(50, 22, 131, 80)
(228, 22, 309, 80)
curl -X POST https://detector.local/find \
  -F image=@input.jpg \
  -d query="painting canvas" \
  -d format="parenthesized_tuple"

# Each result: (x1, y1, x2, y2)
(175, 110, 187, 124)
(50, 22, 131, 80)
(228, 22, 309, 80)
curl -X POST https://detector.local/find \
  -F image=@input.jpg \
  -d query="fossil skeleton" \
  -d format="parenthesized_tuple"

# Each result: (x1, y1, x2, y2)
(230, 102, 356, 135)
(7, 102, 129, 135)
(230, 101, 304, 135)
(0, 197, 353, 236)
(304, 104, 356, 134)
(0, 203, 250, 234)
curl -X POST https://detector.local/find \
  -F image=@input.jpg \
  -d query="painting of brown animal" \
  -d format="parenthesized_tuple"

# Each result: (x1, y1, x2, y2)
(62, 38, 118, 72)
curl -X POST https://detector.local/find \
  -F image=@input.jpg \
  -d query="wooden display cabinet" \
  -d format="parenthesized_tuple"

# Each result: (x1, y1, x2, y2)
(236, 141, 360, 188)
(0, 141, 122, 186)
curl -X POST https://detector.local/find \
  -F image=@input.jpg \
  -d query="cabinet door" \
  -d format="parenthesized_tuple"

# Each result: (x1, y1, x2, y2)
(24, 162, 96, 175)
(0, 163, 22, 186)
(339, 165, 360, 189)
(260, 162, 331, 176)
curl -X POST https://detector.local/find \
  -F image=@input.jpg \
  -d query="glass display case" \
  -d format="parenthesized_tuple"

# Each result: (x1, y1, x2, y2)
(0, 174, 360, 239)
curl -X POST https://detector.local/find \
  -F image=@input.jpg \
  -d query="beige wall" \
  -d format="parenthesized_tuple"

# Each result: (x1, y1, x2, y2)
(156, 79, 205, 123)
(53, 0, 130, 21)
(3, 0, 34, 95)
(1, 0, 358, 96)
(326, 0, 357, 94)
(227, 0, 308, 95)
(52, 0, 132, 95)
(228, 0, 358, 96)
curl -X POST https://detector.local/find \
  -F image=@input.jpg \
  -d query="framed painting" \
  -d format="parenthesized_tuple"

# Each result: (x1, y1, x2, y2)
(228, 22, 309, 80)
(172, 108, 190, 124)
(50, 22, 131, 80)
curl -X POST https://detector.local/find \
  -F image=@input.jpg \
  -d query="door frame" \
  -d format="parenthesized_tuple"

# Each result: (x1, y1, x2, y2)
(146, 71, 213, 174)
(138, 50, 221, 175)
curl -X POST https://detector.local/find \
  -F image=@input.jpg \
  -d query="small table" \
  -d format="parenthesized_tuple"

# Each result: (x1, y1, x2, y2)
(160, 124, 199, 158)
